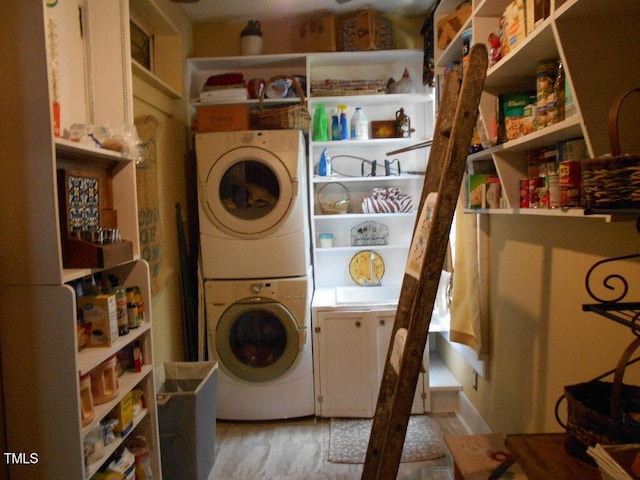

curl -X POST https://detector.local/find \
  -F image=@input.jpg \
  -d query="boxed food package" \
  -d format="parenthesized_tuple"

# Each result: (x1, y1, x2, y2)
(80, 294, 118, 347)
(291, 14, 337, 53)
(336, 8, 393, 51)
(110, 391, 134, 437)
(497, 91, 537, 143)
(502, 0, 527, 56)
(196, 105, 250, 133)
(468, 174, 501, 209)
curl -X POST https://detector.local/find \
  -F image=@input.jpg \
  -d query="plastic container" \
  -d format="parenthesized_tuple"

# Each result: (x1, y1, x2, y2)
(319, 233, 334, 248)
(318, 148, 332, 176)
(157, 361, 218, 480)
(90, 355, 119, 405)
(80, 372, 95, 426)
(313, 103, 329, 141)
(350, 107, 369, 140)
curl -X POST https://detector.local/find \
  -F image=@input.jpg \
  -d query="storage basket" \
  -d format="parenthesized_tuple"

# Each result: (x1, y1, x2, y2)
(582, 87, 640, 208)
(556, 336, 640, 458)
(317, 182, 350, 214)
(251, 75, 311, 131)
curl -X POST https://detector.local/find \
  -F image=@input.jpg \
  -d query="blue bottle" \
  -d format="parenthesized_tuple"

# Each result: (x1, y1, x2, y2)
(331, 110, 340, 141)
(318, 148, 331, 176)
(338, 104, 348, 140)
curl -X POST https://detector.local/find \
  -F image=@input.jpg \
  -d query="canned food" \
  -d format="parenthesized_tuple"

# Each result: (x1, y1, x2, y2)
(529, 177, 544, 208)
(520, 179, 530, 208)
(558, 160, 581, 207)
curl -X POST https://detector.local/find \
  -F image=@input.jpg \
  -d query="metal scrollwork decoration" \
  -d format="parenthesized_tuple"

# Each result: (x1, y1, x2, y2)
(585, 252, 640, 304)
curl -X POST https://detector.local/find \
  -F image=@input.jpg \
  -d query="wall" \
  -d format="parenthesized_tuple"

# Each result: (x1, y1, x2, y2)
(192, 14, 425, 57)
(438, 215, 640, 433)
(131, 0, 194, 367)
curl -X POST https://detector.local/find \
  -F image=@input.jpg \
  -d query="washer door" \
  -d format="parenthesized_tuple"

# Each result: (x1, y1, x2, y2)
(202, 146, 295, 238)
(216, 300, 301, 382)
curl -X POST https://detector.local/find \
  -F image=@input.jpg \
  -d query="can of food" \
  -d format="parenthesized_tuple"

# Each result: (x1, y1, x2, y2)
(558, 159, 582, 207)
(536, 62, 556, 128)
(547, 173, 560, 208)
(529, 177, 544, 208)
(520, 179, 530, 208)
(559, 138, 587, 162)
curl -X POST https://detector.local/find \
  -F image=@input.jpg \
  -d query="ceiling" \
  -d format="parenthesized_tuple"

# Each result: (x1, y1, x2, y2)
(177, 0, 437, 23)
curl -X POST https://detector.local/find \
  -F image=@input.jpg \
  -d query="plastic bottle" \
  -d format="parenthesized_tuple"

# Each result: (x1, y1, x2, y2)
(331, 109, 340, 141)
(337, 104, 349, 140)
(350, 107, 369, 140)
(313, 103, 329, 141)
(109, 275, 128, 336)
(318, 148, 332, 176)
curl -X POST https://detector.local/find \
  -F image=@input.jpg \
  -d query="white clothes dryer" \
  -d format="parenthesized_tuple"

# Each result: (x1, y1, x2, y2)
(204, 273, 314, 420)
(196, 130, 310, 279)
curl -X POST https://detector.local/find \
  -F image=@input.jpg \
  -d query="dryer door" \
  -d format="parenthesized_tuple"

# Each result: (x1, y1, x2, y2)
(201, 146, 296, 238)
(215, 300, 303, 382)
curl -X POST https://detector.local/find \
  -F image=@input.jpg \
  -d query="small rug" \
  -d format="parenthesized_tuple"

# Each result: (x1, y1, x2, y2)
(328, 415, 445, 464)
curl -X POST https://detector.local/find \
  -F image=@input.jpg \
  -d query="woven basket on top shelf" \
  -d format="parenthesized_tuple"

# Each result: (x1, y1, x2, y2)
(582, 87, 640, 209)
(251, 75, 311, 131)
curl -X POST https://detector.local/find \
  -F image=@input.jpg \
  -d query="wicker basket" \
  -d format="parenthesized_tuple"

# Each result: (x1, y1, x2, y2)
(317, 182, 350, 214)
(251, 75, 311, 131)
(582, 87, 640, 208)
(556, 336, 640, 459)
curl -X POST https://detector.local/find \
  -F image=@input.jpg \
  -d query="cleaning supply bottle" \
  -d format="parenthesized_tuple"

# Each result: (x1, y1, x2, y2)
(318, 148, 332, 176)
(331, 109, 340, 141)
(350, 107, 369, 140)
(337, 104, 349, 140)
(313, 103, 329, 141)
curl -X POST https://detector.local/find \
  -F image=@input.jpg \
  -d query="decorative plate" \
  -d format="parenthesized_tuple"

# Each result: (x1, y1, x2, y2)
(349, 250, 385, 286)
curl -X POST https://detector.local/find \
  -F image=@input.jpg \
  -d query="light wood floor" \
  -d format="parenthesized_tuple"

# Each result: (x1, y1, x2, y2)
(208, 412, 467, 479)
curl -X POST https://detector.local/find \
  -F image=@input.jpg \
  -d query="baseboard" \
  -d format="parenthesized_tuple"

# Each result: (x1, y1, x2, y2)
(455, 390, 492, 434)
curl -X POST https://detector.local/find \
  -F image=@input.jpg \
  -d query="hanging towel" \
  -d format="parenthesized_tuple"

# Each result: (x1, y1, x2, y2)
(449, 192, 487, 355)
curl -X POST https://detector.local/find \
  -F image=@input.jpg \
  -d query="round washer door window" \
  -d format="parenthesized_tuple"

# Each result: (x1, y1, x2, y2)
(215, 301, 300, 382)
(202, 147, 294, 237)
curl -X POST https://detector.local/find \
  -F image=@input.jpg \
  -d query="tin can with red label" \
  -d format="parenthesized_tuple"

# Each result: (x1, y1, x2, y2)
(529, 177, 544, 208)
(520, 179, 530, 207)
(558, 160, 581, 207)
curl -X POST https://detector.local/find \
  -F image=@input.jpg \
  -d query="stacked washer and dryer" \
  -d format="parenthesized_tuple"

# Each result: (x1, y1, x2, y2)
(195, 130, 314, 420)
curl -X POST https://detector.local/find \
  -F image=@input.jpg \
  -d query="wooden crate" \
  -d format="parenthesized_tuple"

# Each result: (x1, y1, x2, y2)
(291, 14, 337, 53)
(196, 105, 250, 132)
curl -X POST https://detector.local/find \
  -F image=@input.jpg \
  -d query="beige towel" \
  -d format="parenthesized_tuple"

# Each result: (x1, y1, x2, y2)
(449, 193, 486, 354)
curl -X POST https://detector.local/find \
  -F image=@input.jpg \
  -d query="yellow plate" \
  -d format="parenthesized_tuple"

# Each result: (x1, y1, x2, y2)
(349, 250, 385, 286)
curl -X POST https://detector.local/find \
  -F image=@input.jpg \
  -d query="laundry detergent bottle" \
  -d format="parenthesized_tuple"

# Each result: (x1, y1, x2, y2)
(350, 107, 369, 140)
(313, 103, 329, 141)
(337, 104, 349, 140)
(331, 109, 340, 141)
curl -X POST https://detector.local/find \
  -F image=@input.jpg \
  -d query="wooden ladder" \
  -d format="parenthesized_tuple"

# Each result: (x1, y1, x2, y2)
(362, 43, 488, 480)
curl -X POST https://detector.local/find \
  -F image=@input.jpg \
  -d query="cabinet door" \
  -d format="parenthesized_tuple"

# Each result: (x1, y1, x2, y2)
(316, 311, 376, 417)
(372, 310, 427, 414)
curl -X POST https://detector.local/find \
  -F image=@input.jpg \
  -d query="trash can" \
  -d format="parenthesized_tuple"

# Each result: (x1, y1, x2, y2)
(157, 361, 218, 480)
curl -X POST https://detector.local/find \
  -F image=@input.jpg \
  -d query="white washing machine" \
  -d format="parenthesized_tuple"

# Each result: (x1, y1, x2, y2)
(196, 130, 310, 279)
(204, 273, 314, 420)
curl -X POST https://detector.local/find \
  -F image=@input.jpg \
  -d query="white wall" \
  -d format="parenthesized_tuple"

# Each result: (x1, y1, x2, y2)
(440, 214, 640, 433)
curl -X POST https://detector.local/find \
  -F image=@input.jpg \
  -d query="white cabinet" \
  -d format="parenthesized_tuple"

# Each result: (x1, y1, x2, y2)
(434, 0, 640, 218)
(307, 50, 434, 288)
(0, 4, 161, 479)
(313, 308, 429, 418)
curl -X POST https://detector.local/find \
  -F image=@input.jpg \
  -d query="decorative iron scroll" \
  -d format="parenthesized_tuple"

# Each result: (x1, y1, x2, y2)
(585, 253, 640, 303)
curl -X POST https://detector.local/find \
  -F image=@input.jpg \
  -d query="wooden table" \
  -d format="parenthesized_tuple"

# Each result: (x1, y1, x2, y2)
(505, 433, 600, 480)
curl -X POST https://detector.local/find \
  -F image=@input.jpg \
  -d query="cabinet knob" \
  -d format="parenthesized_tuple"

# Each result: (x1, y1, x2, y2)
(380, 319, 385, 326)
(355, 321, 361, 328)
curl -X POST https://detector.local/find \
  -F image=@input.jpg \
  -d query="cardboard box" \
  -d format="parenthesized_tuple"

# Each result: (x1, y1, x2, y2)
(497, 91, 537, 143)
(291, 14, 336, 53)
(80, 294, 119, 347)
(336, 9, 393, 51)
(196, 105, 249, 132)
(503, 0, 527, 55)
(436, 2, 472, 50)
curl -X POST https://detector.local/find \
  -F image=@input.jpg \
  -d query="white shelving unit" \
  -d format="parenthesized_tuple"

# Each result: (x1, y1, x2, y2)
(435, 0, 640, 218)
(0, 3, 161, 479)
